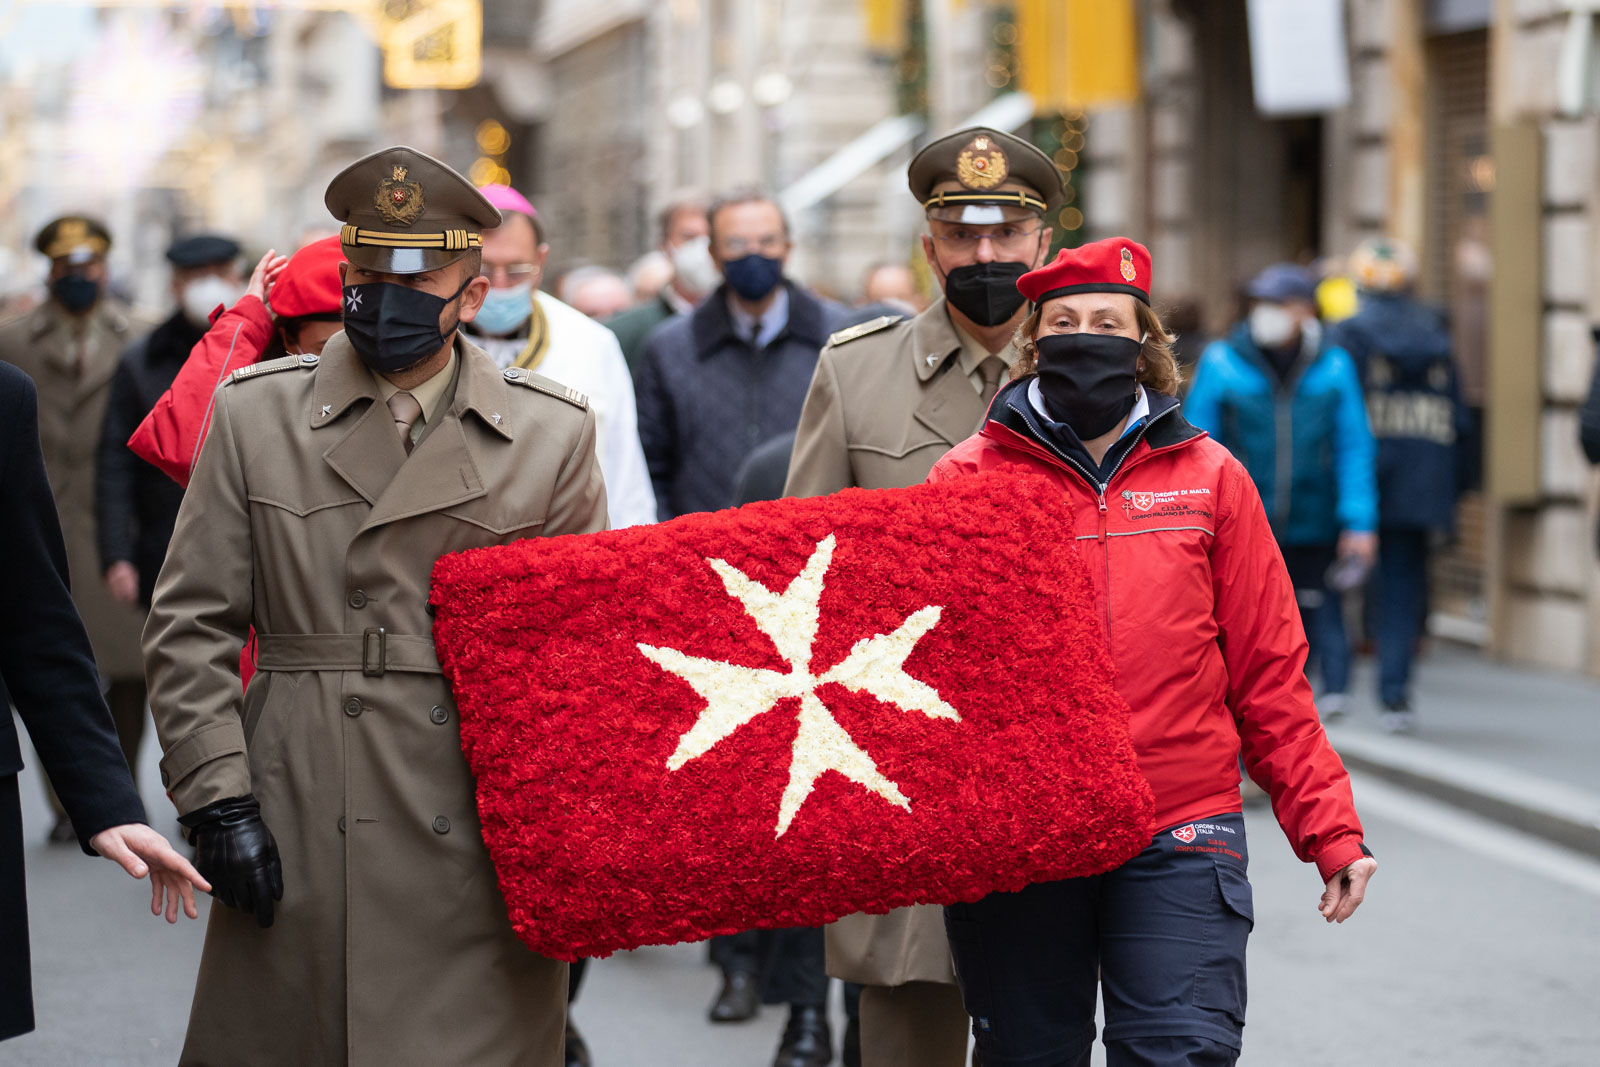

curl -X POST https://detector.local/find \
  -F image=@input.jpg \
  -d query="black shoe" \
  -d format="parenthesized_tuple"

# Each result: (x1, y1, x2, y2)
(841, 1015, 860, 1067)
(47, 815, 75, 845)
(709, 970, 760, 1023)
(773, 1005, 832, 1067)
(564, 1021, 591, 1067)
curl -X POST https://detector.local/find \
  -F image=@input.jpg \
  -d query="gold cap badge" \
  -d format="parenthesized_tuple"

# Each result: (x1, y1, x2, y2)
(376, 164, 425, 227)
(1120, 247, 1137, 283)
(956, 135, 1008, 190)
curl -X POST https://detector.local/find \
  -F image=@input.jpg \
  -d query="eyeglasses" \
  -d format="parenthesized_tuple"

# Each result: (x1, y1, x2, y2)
(718, 235, 788, 258)
(482, 262, 539, 285)
(928, 225, 1044, 257)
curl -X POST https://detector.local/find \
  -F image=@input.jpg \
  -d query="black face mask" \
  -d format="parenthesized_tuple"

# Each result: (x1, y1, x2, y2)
(51, 274, 100, 314)
(1035, 332, 1143, 440)
(941, 261, 1030, 327)
(341, 275, 472, 376)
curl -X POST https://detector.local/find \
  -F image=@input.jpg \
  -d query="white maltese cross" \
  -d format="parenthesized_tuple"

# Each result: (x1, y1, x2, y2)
(639, 535, 960, 837)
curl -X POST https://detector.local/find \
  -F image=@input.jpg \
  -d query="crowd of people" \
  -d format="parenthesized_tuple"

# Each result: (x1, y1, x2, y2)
(12, 120, 1541, 1066)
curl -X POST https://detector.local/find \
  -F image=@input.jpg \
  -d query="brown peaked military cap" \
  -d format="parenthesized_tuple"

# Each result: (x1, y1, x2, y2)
(325, 145, 502, 274)
(35, 215, 112, 263)
(908, 126, 1065, 221)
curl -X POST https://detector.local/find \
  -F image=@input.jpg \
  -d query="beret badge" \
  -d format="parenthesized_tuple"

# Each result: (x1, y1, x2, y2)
(956, 135, 1008, 190)
(376, 164, 425, 227)
(1120, 247, 1136, 283)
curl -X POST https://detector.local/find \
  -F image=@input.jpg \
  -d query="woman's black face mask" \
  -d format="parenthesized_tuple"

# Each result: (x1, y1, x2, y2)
(1034, 331, 1144, 440)
(342, 273, 473, 376)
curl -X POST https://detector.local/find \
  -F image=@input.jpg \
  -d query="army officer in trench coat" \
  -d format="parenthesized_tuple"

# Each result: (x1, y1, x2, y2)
(144, 147, 607, 1066)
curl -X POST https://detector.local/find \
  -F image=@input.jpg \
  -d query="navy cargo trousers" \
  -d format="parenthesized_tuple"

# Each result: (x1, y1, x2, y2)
(945, 812, 1253, 1067)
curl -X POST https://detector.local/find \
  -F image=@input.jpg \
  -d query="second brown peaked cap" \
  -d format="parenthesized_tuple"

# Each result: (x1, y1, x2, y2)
(907, 126, 1065, 218)
(325, 145, 502, 274)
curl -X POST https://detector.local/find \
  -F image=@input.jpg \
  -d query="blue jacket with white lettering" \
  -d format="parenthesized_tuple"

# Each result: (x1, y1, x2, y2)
(1331, 293, 1464, 531)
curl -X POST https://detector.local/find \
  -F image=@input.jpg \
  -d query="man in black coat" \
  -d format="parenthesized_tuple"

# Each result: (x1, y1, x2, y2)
(97, 233, 242, 609)
(1, 360, 207, 1042)
(635, 189, 851, 522)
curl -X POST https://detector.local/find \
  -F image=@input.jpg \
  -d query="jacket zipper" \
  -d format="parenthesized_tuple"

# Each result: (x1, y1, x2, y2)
(1010, 400, 1169, 649)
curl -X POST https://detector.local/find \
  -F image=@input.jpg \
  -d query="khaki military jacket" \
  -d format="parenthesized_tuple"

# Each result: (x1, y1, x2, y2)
(0, 299, 149, 678)
(785, 297, 1011, 988)
(144, 332, 607, 1066)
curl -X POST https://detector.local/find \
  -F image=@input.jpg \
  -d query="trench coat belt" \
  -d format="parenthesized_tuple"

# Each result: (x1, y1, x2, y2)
(254, 631, 442, 677)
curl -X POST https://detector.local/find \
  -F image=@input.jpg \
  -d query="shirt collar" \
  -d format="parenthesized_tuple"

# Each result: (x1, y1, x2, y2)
(371, 349, 457, 425)
(951, 320, 1020, 378)
(726, 285, 790, 348)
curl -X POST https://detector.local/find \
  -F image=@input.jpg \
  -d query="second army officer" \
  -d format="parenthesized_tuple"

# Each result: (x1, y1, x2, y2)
(784, 126, 1062, 1067)
(144, 147, 607, 1066)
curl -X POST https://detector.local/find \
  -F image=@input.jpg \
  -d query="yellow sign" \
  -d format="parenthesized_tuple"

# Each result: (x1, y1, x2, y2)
(378, 0, 482, 91)
(1015, 0, 1140, 114)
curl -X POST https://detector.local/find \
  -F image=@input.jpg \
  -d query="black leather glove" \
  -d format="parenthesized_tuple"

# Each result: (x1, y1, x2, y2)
(178, 794, 283, 928)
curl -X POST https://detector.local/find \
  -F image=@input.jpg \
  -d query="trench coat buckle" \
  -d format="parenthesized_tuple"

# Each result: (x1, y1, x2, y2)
(362, 627, 388, 677)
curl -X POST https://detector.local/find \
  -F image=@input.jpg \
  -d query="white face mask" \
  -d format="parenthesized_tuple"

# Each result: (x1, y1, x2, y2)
(668, 235, 719, 300)
(182, 275, 244, 328)
(1247, 303, 1298, 350)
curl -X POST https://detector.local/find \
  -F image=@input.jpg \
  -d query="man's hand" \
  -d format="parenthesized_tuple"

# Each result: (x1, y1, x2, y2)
(179, 795, 283, 928)
(1319, 855, 1377, 923)
(245, 249, 289, 305)
(1336, 530, 1378, 568)
(89, 823, 212, 923)
(104, 561, 139, 605)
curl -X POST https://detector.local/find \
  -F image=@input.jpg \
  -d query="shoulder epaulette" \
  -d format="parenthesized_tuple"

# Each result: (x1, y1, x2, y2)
(502, 367, 588, 409)
(227, 352, 319, 385)
(826, 314, 904, 349)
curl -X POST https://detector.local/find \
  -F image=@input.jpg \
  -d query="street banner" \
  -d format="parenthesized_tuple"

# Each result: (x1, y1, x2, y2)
(430, 471, 1155, 961)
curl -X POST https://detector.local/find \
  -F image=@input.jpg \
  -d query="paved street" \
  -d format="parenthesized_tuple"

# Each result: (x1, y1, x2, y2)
(8, 689, 1600, 1066)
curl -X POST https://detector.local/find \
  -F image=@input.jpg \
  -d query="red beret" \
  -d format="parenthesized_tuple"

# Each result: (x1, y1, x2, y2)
(1018, 237, 1152, 306)
(268, 236, 345, 319)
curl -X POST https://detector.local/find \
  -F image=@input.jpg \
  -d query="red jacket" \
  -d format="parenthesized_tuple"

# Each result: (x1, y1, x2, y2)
(127, 296, 273, 688)
(127, 295, 275, 490)
(930, 380, 1365, 883)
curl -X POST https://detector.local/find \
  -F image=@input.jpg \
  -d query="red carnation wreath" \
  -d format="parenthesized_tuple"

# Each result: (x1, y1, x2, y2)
(430, 470, 1154, 961)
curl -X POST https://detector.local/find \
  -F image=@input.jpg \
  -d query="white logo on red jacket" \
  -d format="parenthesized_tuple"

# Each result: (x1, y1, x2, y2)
(1171, 824, 1197, 844)
(1130, 492, 1154, 512)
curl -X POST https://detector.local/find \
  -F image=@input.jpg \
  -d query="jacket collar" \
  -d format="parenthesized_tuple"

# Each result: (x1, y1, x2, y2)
(27, 297, 131, 341)
(909, 297, 970, 382)
(689, 280, 831, 356)
(312, 331, 515, 441)
(982, 376, 1202, 486)
(147, 309, 206, 364)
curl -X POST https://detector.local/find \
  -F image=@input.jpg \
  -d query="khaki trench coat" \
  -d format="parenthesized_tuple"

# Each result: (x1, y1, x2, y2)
(785, 298, 1008, 987)
(144, 333, 608, 1066)
(0, 300, 148, 679)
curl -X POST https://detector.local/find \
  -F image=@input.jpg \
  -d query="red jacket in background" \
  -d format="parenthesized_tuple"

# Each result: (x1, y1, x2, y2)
(127, 296, 274, 688)
(127, 295, 274, 490)
(929, 380, 1366, 883)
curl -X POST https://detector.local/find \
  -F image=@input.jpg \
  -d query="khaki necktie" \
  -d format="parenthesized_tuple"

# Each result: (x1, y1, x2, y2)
(979, 357, 1007, 403)
(387, 391, 423, 454)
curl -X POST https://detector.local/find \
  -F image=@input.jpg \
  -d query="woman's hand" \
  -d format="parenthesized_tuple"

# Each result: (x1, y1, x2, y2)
(89, 823, 212, 923)
(245, 249, 290, 305)
(1318, 855, 1377, 923)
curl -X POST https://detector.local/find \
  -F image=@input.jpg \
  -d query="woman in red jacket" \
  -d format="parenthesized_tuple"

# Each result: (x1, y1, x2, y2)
(128, 235, 344, 488)
(127, 237, 343, 690)
(933, 239, 1376, 1067)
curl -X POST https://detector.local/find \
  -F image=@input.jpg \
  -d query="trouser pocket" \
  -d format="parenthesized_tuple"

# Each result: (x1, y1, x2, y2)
(1191, 861, 1253, 1028)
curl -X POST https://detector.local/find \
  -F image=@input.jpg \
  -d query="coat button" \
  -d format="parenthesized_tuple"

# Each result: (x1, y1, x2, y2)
(338, 816, 347, 833)
(343, 697, 363, 717)
(348, 589, 368, 609)
(432, 816, 451, 834)
(429, 705, 449, 725)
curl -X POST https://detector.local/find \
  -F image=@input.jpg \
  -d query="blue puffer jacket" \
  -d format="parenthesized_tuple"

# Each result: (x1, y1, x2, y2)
(1331, 293, 1464, 531)
(1184, 322, 1377, 545)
